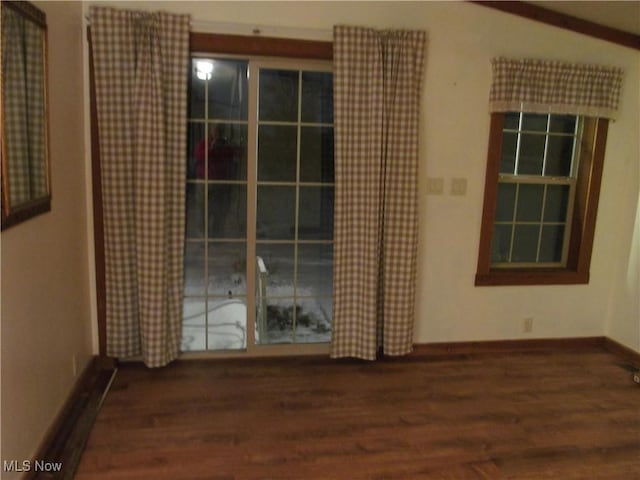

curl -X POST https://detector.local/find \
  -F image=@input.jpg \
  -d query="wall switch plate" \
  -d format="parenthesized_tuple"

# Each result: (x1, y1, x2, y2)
(451, 177, 467, 196)
(524, 317, 533, 333)
(426, 177, 444, 195)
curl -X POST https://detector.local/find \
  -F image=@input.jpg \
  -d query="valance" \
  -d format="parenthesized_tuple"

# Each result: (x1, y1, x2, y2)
(489, 57, 624, 119)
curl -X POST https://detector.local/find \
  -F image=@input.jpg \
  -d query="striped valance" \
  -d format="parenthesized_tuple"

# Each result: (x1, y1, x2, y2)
(489, 57, 624, 119)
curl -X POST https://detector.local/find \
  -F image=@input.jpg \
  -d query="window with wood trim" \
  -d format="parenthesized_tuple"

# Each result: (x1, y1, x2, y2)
(475, 111, 609, 286)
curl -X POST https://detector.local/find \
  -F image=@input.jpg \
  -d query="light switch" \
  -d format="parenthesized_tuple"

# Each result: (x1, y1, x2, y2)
(426, 177, 444, 195)
(451, 177, 467, 196)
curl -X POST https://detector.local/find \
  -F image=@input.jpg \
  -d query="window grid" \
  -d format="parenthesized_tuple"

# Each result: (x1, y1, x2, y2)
(184, 57, 250, 351)
(255, 66, 334, 344)
(492, 112, 581, 268)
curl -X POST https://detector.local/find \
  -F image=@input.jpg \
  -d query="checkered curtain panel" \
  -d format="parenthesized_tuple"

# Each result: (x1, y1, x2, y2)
(490, 58, 624, 119)
(1, 7, 47, 207)
(331, 26, 426, 360)
(91, 7, 189, 367)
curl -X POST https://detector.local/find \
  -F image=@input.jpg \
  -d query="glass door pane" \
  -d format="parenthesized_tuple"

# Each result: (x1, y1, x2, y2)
(183, 57, 249, 352)
(255, 65, 334, 346)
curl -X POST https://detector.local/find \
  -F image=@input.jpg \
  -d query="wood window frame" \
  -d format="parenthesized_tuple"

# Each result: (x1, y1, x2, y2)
(475, 112, 609, 286)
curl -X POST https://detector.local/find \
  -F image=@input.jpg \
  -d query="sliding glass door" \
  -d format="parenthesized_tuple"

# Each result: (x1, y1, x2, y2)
(182, 56, 333, 353)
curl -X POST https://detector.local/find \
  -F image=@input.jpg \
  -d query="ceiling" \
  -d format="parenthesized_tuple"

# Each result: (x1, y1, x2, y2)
(530, 1, 640, 35)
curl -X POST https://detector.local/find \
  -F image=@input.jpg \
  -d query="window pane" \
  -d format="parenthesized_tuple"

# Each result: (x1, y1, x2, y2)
(294, 297, 332, 344)
(516, 184, 544, 222)
(257, 125, 297, 181)
(544, 185, 570, 222)
(256, 243, 294, 297)
(207, 242, 246, 296)
(261, 299, 294, 344)
(512, 225, 540, 262)
(186, 183, 205, 238)
(297, 244, 333, 296)
(206, 59, 248, 121)
(539, 225, 565, 263)
(504, 112, 520, 130)
(193, 123, 247, 180)
(549, 115, 576, 134)
(188, 60, 206, 119)
(491, 224, 513, 263)
(545, 135, 574, 177)
(184, 242, 205, 295)
(518, 134, 545, 175)
(206, 297, 247, 350)
(301, 71, 333, 123)
(257, 186, 296, 240)
(259, 69, 298, 122)
(521, 113, 548, 132)
(182, 298, 207, 351)
(496, 183, 516, 221)
(182, 297, 249, 351)
(187, 122, 205, 180)
(300, 127, 334, 182)
(208, 185, 246, 238)
(299, 187, 334, 240)
(500, 132, 518, 174)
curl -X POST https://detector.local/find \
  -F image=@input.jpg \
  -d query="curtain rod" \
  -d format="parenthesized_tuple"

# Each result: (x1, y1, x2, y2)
(84, 15, 333, 41)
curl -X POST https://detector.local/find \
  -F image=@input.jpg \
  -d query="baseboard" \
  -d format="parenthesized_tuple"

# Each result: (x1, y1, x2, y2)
(602, 337, 640, 368)
(411, 336, 640, 368)
(411, 336, 606, 357)
(26, 355, 117, 480)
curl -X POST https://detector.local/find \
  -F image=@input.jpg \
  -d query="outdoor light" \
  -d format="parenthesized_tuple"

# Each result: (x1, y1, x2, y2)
(195, 60, 213, 80)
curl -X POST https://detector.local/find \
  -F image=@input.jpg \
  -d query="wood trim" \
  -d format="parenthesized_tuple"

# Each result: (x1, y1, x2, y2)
(473, 1, 640, 51)
(575, 119, 608, 276)
(26, 356, 117, 480)
(0, 197, 51, 231)
(87, 29, 107, 356)
(411, 337, 605, 357)
(475, 269, 589, 286)
(602, 337, 640, 368)
(190, 32, 333, 59)
(2, 0, 46, 28)
(475, 113, 505, 277)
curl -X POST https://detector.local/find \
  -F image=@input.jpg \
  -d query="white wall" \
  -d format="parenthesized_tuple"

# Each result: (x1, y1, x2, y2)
(85, 1, 639, 353)
(1, 2, 93, 475)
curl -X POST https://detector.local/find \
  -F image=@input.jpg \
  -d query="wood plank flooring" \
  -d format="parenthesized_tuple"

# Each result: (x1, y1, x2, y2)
(75, 348, 640, 479)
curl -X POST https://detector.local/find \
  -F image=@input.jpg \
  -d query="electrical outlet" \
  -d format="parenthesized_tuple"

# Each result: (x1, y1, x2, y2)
(524, 317, 533, 333)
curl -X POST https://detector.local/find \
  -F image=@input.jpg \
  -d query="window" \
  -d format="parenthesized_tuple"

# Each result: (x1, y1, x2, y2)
(475, 111, 609, 286)
(182, 54, 334, 351)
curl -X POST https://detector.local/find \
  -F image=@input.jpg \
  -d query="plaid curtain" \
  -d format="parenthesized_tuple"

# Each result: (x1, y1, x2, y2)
(331, 26, 426, 360)
(1, 6, 47, 207)
(91, 7, 189, 367)
(490, 58, 624, 119)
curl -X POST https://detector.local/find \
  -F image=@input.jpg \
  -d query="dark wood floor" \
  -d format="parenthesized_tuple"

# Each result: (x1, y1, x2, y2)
(75, 347, 640, 479)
